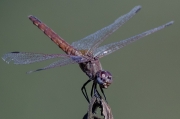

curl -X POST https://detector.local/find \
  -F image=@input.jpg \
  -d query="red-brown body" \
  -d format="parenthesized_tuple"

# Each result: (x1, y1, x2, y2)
(29, 16, 82, 56)
(29, 16, 103, 80)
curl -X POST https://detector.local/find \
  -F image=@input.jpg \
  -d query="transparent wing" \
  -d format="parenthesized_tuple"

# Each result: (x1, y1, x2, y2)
(71, 5, 141, 51)
(2, 51, 89, 73)
(27, 56, 88, 74)
(2, 52, 72, 64)
(94, 21, 174, 58)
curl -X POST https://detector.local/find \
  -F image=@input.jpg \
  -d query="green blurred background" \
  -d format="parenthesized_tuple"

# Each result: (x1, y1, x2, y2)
(0, 0, 179, 119)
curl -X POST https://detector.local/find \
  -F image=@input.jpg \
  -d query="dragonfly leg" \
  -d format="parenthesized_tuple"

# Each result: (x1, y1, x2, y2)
(93, 83, 102, 99)
(100, 86, 107, 103)
(81, 79, 92, 103)
(91, 82, 95, 97)
(91, 82, 102, 99)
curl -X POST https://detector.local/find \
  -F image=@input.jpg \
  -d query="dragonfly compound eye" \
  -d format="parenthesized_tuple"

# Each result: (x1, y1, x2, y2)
(96, 71, 113, 88)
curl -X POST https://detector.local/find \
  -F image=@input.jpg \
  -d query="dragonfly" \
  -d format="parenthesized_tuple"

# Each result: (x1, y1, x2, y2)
(2, 5, 173, 103)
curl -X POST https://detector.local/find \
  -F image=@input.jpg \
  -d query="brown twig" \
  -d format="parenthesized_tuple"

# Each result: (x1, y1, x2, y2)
(83, 96, 113, 119)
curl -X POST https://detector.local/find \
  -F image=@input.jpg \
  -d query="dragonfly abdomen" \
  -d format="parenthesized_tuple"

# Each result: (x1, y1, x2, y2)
(28, 15, 80, 55)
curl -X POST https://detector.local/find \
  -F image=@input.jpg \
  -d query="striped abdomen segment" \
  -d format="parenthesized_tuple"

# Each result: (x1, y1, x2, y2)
(28, 15, 81, 56)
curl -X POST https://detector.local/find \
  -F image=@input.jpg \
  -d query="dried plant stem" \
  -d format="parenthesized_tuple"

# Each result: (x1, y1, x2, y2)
(84, 96, 113, 119)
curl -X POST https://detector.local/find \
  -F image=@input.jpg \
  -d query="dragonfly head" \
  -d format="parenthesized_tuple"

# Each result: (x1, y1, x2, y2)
(96, 70, 113, 88)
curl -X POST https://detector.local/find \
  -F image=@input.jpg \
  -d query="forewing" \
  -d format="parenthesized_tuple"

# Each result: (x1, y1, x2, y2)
(71, 6, 141, 51)
(2, 52, 74, 64)
(94, 21, 174, 58)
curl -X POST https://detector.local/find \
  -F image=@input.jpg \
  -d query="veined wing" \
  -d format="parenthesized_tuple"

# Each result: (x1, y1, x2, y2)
(2, 52, 89, 73)
(94, 21, 174, 58)
(71, 5, 141, 51)
(2, 52, 73, 64)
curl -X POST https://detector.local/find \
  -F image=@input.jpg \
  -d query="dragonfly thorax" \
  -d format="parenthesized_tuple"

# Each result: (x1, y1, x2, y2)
(96, 70, 113, 88)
